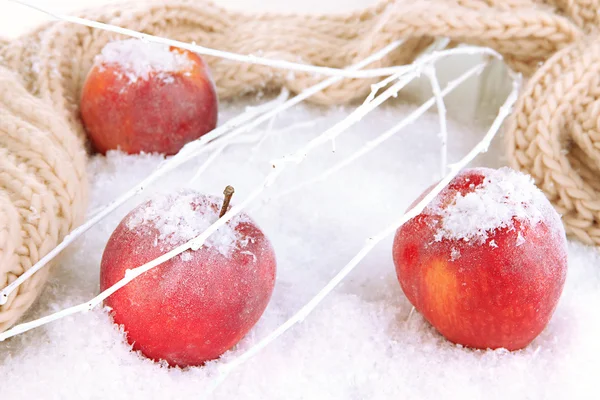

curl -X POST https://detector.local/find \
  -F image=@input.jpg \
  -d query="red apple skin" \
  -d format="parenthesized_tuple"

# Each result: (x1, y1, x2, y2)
(80, 47, 218, 155)
(392, 168, 568, 351)
(100, 194, 276, 368)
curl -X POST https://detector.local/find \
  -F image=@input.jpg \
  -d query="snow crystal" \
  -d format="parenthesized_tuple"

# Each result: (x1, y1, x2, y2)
(126, 189, 249, 257)
(180, 252, 193, 262)
(95, 38, 194, 83)
(432, 167, 556, 244)
(516, 231, 526, 247)
(0, 101, 596, 400)
(450, 247, 461, 261)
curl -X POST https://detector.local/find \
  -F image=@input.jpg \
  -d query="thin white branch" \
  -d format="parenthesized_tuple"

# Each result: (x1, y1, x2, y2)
(190, 132, 275, 185)
(251, 119, 322, 157)
(270, 62, 486, 201)
(204, 72, 522, 396)
(265, 113, 277, 137)
(9, 0, 500, 79)
(249, 114, 278, 157)
(363, 72, 404, 105)
(189, 146, 226, 186)
(424, 66, 448, 178)
(406, 306, 416, 323)
(282, 47, 502, 165)
(531, 345, 542, 360)
(417, 38, 451, 60)
(281, 72, 418, 165)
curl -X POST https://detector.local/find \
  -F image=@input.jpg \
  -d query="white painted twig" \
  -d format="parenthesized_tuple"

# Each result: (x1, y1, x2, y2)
(189, 146, 226, 185)
(190, 131, 278, 185)
(363, 71, 404, 105)
(189, 134, 264, 185)
(419, 38, 451, 57)
(270, 62, 486, 201)
(0, 41, 405, 330)
(424, 66, 448, 178)
(249, 114, 278, 158)
(406, 306, 416, 323)
(8, 0, 500, 79)
(251, 119, 322, 157)
(205, 72, 522, 396)
(280, 72, 418, 165)
(265, 114, 277, 138)
(531, 345, 542, 360)
(279, 48, 505, 166)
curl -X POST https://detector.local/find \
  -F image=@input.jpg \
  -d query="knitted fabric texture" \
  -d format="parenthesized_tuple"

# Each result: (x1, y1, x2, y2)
(0, 0, 597, 332)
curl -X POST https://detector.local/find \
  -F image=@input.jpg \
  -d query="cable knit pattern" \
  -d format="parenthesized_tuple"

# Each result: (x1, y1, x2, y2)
(0, 0, 596, 332)
(505, 35, 600, 245)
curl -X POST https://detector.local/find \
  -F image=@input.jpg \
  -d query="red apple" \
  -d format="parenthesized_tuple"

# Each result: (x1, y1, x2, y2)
(80, 38, 218, 155)
(393, 167, 568, 350)
(100, 188, 276, 367)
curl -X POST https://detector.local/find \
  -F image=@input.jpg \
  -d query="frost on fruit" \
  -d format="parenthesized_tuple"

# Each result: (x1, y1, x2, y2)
(95, 38, 194, 83)
(430, 167, 562, 245)
(450, 248, 461, 261)
(125, 189, 251, 257)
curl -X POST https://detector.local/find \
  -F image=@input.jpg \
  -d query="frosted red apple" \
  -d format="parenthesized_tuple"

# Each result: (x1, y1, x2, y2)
(100, 189, 276, 367)
(393, 167, 568, 350)
(80, 39, 218, 155)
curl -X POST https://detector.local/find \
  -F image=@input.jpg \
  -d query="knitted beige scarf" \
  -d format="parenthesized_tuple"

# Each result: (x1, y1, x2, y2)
(0, 0, 597, 333)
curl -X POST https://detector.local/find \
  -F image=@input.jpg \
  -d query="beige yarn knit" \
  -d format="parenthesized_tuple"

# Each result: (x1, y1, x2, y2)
(0, 0, 597, 333)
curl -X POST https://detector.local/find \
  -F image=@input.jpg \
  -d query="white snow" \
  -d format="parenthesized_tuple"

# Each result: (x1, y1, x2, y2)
(1, 100, 599, 399)
(432, 167, 556, 245)
(95, 39, 194, 83)
(450, 247, 461, 261)
(516, 231, 526, 246)
(125, 190, 249, 257)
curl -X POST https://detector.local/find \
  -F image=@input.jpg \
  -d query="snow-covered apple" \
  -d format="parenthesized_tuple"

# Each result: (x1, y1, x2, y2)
(100, 187, 276, 367)
(392, 167, 568, 351)
(80, 39, 218, 155)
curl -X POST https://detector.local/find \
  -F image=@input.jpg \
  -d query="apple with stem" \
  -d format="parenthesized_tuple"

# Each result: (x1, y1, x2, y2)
(100, 186, 276, 367)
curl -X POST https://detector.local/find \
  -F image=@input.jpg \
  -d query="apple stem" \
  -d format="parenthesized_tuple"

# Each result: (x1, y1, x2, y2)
(219, 185, 235, 218)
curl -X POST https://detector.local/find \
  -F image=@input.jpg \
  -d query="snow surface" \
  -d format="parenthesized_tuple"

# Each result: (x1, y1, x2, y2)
(1, 99, 600, 399)
(95, 39, 193, 83)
